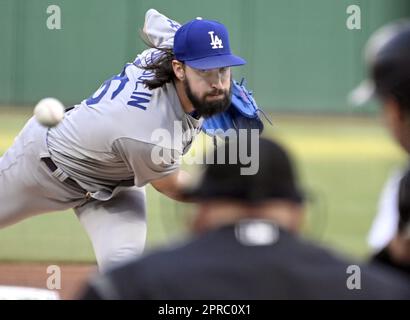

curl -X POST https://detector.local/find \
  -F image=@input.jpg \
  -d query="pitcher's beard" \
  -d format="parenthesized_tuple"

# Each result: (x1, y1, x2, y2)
(183, 79, 232, 118)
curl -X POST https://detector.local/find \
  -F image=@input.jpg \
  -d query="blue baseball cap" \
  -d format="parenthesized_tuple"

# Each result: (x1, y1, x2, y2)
(174, 18, 246, 70)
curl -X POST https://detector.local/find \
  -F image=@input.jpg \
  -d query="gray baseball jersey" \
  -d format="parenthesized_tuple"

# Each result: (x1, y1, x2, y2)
(47, 65, 202, 201)
(0, 9, 201, 270)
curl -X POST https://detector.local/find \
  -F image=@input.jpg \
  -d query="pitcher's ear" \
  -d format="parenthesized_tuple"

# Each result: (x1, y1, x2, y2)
(172, 60, 185, 81)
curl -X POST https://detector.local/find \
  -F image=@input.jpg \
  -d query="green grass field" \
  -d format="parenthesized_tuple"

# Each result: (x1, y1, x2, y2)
(0, 108, 407, 263)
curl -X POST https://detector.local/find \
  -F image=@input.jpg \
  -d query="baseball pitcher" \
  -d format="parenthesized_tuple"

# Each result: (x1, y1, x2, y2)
(0, 9, 263, 271)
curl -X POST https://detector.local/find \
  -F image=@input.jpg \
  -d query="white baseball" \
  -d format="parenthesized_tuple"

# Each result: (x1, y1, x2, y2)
(33, 98, 65, 127)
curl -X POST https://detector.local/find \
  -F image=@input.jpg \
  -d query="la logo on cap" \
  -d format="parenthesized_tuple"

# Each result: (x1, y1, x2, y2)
(173, 17, 246, 69)
(208, 31, 223, 49)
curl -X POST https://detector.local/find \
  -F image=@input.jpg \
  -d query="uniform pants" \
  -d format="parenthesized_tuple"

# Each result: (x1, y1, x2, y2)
(0, 117, 147, 271)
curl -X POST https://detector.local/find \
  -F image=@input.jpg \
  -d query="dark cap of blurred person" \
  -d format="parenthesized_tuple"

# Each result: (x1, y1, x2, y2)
(183, 137, 305, 235)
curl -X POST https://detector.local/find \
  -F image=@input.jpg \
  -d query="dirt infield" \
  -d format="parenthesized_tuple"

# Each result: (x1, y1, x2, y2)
(0, 263, 97, 300)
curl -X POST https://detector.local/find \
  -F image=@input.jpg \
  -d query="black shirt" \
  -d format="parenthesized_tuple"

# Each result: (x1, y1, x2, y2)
(81, 221, 410, 300)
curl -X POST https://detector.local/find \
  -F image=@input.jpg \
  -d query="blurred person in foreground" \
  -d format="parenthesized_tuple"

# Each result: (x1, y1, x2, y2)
(350, 20, 410, 276)
(79, 137, 409, 299)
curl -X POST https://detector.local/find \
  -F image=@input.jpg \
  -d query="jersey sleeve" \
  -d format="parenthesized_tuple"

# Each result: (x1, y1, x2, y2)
(113, 137, 181, 187)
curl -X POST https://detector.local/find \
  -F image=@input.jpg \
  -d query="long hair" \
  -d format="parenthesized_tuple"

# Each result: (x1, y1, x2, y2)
(138, 30, 177, 90)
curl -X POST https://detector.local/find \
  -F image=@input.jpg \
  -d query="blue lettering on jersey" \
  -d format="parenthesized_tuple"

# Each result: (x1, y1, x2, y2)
(86, 64, 130, 106)
(167, 19, 180, 30)
(137, 70, 155, 81)
(127, 92, 151, 110)
(86, 79, 111, 106)
(86, 63, 155, 110)
(111, 75, 129, 100)
(127, 70, 153, 110)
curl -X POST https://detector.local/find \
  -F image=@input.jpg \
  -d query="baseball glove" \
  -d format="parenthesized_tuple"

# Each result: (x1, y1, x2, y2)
(201, 79, 270, 137)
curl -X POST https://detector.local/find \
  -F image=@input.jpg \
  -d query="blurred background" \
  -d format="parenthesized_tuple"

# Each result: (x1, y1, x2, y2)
(0, 0, 409, 264)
